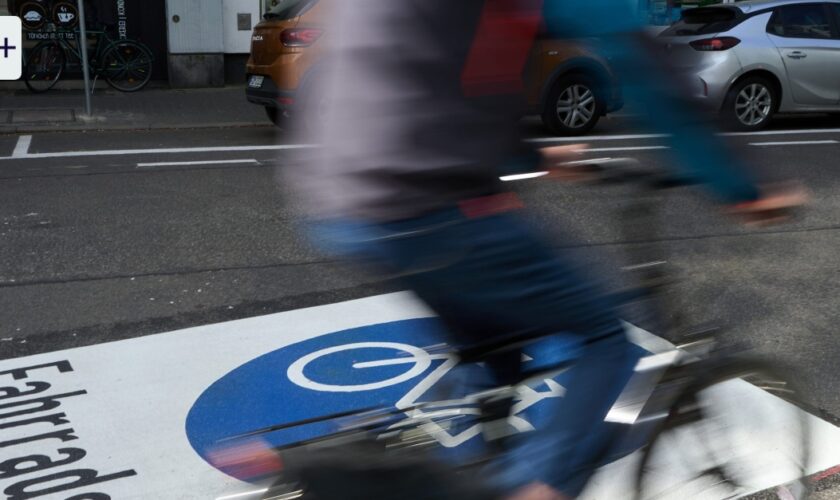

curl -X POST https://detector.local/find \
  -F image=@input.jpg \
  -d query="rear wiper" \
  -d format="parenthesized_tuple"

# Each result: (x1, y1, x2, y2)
(263, 12, 280, 19)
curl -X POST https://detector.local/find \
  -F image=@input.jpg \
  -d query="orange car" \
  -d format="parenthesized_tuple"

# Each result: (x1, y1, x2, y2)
(246, 0, 622, 135)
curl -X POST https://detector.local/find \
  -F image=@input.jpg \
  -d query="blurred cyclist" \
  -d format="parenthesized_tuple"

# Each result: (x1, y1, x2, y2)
(285, 0, 806, 498)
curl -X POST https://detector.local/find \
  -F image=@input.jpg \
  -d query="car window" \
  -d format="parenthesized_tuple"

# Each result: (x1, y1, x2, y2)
(265, 0, 318, 20)
(660, 7, 740, 36)
(767, 4, 834, 39)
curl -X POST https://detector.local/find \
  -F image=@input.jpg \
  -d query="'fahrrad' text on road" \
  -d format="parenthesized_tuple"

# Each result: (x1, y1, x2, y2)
(0, 361, 138, 500)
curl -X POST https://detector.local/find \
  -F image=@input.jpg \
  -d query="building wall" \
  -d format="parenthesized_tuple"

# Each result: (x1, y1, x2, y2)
(166, 0, 259, 87)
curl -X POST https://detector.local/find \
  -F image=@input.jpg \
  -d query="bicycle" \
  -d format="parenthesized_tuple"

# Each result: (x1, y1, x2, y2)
(23, 27, 153, 93)
(213, 160, 812, 500)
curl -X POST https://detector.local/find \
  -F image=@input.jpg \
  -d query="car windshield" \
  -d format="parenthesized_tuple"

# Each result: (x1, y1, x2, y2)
(660, 7, 740, 36)
(265, 0, 317, 20)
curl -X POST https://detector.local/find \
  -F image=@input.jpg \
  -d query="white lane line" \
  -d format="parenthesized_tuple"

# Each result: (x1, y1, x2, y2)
(0, 143, 316, 161)
(586, 146, 669, 153)
(12, 135, 32, 158)
(3, 126, 839, 162)
(527, 134, 669, 143)
(530, 127, 840, 144)
(727, 127, 840, 137)
(750, 140, 839, 147)
(137, 159, 259, 168)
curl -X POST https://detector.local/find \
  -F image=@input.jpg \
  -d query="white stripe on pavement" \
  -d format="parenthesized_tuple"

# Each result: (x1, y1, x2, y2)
(136, 159, 259, 168)
(749, 140, 839, 147)
(726, 127, 840, 137)
(586, 146, 669, 153)
(5, 126, 840, 162)
(12, 135, 32, 158)
(527, 134, 669, 143)
(530, 127, 840, 143)
(0, 144, 316, 161)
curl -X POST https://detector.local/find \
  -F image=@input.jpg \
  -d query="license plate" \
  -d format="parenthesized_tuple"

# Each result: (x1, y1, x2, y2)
(249, 76, 265, 89)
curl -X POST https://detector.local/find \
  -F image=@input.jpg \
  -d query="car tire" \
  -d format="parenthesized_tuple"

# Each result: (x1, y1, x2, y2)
(541, 74, 605, 136)
(265, 106, 286, 128)
(722, 77, 777, 132)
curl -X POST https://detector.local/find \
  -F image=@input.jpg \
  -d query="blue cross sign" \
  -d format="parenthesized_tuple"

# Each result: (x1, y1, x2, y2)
(0, 16, 22, 80)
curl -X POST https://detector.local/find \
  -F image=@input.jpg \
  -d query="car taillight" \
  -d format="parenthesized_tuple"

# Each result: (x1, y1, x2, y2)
(689, 37, 740, 51)
(281, 28, 322, 47)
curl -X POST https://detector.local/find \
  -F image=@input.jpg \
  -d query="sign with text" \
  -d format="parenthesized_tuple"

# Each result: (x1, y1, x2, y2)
(0, 16, 22, 80)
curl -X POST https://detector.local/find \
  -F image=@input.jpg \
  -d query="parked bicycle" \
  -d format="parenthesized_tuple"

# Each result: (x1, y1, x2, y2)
(23, 28, 153, 93)
(213, 160, 812, 500)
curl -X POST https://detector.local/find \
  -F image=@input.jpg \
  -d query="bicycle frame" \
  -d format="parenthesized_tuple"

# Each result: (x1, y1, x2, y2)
(54, 29, 113, 74)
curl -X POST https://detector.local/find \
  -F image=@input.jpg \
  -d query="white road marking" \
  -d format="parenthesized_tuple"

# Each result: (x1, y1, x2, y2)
(586, 146, 669, 153)
(12, 135, 32, 158)
(727, 127, 840, 137)
(0, 292, 836, 499)
(3, 126, 839, 162)
(0, 144, 316, 161)
(530, 127, 840, 144)
(750, 140, 839, 147)
(136, 159, 259, 168)
(527, 134, 669, 143)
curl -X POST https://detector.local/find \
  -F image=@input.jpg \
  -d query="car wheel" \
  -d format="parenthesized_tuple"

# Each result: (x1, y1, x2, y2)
(722, 77, 777, 132)
(541, 74, 604, 136)
(265, 106, 286, 128)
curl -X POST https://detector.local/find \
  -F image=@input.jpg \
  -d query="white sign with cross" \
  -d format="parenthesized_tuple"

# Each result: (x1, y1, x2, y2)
(0, 16, 21, 80)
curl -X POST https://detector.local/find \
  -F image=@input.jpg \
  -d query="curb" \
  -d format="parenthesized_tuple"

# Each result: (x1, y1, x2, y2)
(0, 121, 273, 135)
(812, 464, 840, 485)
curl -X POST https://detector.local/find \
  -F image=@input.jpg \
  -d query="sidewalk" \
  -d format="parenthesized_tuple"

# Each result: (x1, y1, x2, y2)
(0, 85, 270, 134)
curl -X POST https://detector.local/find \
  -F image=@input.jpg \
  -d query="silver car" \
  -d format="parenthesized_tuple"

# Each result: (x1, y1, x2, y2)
(659, 0, 840, 130)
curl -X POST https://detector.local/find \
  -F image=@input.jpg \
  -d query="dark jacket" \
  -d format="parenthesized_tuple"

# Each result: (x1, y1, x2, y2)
(296, 0, 542, 222)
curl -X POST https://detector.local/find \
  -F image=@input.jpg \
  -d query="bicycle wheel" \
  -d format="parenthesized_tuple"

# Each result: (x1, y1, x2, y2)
(24, 42, 66, 93)
(101, 41, 153, 92)
(635, 360, 811, 500)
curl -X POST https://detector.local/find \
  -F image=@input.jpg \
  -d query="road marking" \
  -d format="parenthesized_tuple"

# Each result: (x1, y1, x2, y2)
(1, 292, 837, 499)
(586, 146, 669, 153)
(0, 144, 316, 161)
(750, 140, 839, 147)
(727, 127, 840, 137)
(4, 126, 840, 161)
(527, 134, 669, 143)
(0, 292, 836, 499)
(12, 135, 32, 158)
(137, 159, 260, 168)
(530, 128, 840, 144)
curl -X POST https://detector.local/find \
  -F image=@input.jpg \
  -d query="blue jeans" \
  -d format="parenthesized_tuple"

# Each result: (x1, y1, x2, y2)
(312, 209, 640, 496)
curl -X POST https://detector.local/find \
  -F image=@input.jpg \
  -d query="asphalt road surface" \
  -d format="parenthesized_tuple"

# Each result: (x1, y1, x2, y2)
(2, 112, 840, 431)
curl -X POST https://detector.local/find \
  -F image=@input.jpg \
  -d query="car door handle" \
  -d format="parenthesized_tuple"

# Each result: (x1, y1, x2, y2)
(787, 51, 807, 59)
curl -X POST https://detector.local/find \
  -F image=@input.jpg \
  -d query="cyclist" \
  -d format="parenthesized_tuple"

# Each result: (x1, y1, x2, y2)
(285, 1, 806, 498)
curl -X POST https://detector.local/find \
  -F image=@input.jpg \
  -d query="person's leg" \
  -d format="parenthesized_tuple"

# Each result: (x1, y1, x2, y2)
(376, 213, 639, 495)
(311, 212, 640, 495)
